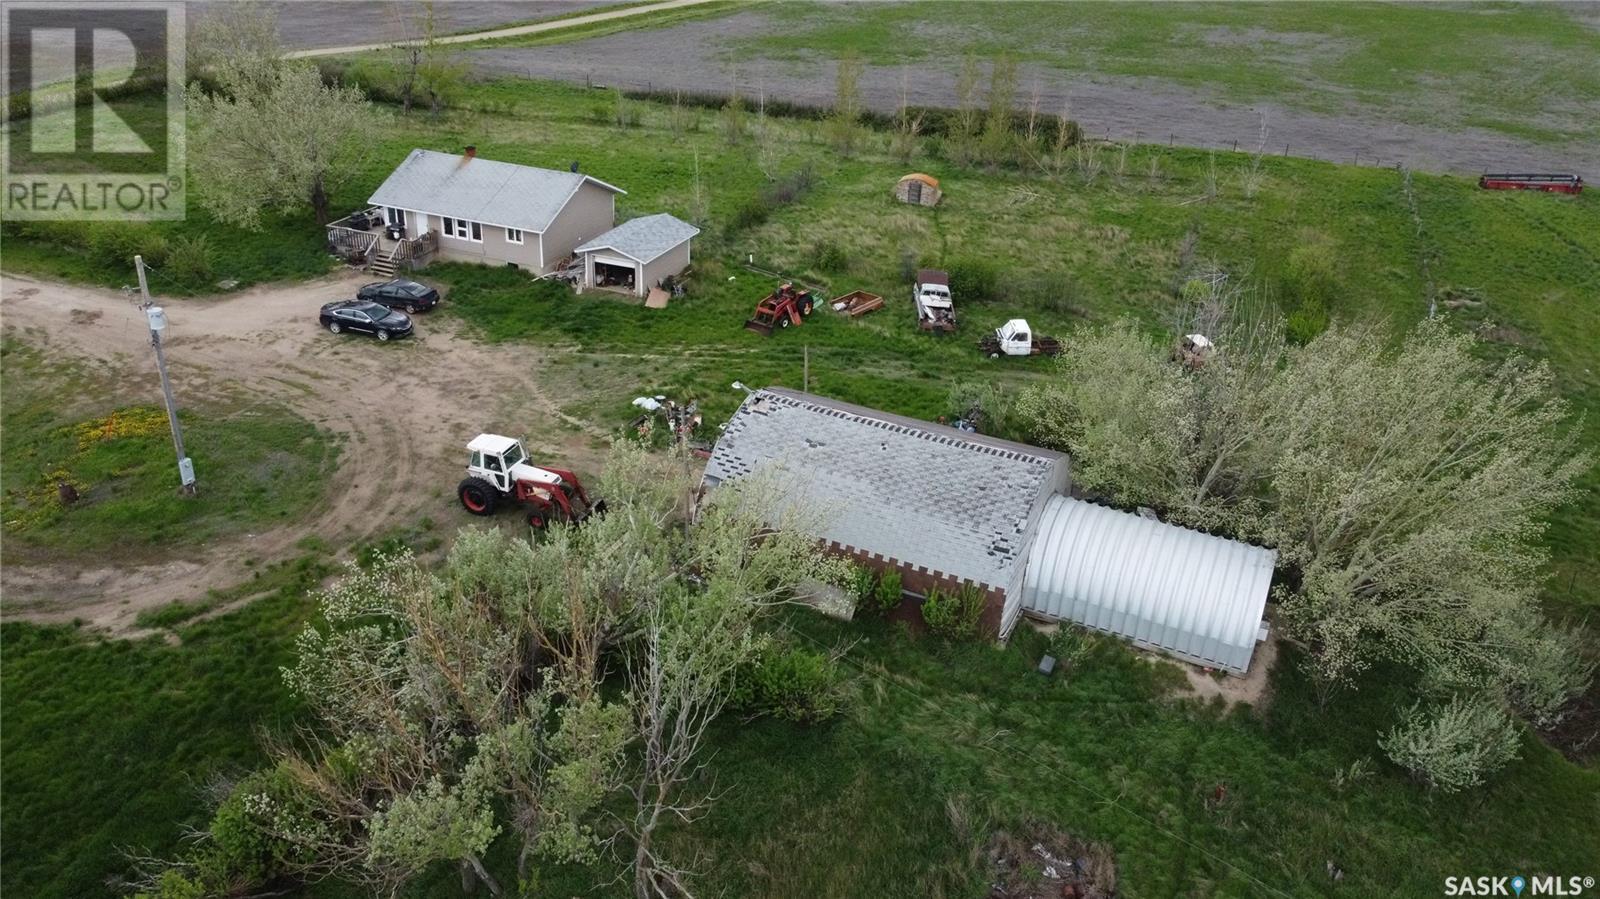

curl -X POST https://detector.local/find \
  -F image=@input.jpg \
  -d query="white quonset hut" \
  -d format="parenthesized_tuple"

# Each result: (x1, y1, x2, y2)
(1022, 496, 1276, 673)
(704, 388, 1278, 674)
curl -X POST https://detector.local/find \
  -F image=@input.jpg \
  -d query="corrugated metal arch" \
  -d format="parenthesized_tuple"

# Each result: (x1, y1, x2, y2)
(1021, 496, 1276, 673)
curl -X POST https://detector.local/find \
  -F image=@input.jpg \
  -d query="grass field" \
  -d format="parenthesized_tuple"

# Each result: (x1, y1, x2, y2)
(730, 1, 1600, 147)
(0, 563, 327, 899)
(2, 72, 1597, 899)
(0, 338, 335, 557)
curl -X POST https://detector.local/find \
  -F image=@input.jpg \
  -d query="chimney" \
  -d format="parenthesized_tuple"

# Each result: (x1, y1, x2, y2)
(463, 145, 477, 161)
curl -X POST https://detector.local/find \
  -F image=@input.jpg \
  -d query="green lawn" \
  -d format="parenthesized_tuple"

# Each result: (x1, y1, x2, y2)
(0, 570, 324, 899)
(0, 339, 336, 558)
(729, 1, 1600, 147)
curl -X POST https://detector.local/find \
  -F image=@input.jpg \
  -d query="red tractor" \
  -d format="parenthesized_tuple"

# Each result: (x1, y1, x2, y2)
(744, 283, 816, 335)
(457, 434, 604, 529)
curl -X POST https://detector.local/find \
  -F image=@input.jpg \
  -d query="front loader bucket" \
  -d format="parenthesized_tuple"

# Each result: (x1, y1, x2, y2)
(744, 317, 774, 336)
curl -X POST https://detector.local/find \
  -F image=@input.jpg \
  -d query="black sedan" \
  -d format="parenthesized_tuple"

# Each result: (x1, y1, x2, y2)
(357, 278, 440, 314)
(319, 300, 414, 341)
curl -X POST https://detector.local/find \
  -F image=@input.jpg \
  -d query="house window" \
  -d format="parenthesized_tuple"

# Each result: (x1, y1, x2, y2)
(506, 227, 523, 244)
(443, 219, 483, 242)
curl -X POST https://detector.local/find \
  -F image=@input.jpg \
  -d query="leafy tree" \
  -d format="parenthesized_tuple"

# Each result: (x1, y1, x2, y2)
(1260, 320, 1590, 695)
(132, 446, 843, 897)
(1380, 695, 1522, 792)
(189, 63, 376, 227)
(189, 0, 281, 96)
(1015, 315, 1592, 734)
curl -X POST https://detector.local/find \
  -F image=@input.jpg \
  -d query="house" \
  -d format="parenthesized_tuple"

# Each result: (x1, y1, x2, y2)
(702, 387, 1278, 674)
(575, 213, 700, 298)
(331, 147, 625, 276)
(894, 172, 941, 206)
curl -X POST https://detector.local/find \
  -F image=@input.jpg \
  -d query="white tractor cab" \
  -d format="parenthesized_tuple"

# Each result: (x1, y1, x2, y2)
(978, 318, 1063, 358)
(459, 433, 603, 529)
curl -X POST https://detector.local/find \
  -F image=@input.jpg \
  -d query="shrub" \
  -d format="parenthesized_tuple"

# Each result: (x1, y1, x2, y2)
(946, 258, 1001, 304)
(812, 240, 848, 273)
(1281, 238, 1339, 344)
(874, 569, 903, 614)
(165, 234, 215, 288)
(731, 642, 844, 724)
(848, 565, 876, 609)
(1379, 695, 1521, 793)
(921, 583, 987, 640)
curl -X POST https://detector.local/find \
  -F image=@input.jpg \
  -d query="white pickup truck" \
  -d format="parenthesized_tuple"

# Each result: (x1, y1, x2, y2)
(913, 269, 956, 333)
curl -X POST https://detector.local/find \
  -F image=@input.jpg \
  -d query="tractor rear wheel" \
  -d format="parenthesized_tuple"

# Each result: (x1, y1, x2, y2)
(458, 477, 498, 516)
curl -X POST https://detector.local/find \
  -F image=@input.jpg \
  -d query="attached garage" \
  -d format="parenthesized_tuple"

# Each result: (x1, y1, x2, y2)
(576, 213, 700, 298)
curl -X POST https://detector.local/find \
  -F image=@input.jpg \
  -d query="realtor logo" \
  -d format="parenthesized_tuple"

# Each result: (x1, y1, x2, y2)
(1, 1, 185, 220)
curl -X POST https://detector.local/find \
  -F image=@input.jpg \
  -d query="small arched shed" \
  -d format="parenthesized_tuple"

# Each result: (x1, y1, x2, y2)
(1020, 496, 1276, 673)
(895, 173, 942, 207)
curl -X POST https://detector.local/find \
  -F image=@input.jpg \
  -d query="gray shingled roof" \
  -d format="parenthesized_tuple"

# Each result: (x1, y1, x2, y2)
(367, 149, 625, 234)
(574, 214, 700, 263)
(703, 388, 1066, 592)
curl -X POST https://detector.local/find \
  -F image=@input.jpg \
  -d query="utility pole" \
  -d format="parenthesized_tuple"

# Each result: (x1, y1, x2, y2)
(136, 255, 196, 496)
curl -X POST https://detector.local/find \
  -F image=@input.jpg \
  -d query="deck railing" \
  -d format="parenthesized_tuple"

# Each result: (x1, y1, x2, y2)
(327, 224, 379, 261)
(389, 230, 438, 270)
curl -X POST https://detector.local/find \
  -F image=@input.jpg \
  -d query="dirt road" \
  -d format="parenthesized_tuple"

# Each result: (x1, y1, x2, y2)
(283, 0, 718, 59)
(462, 7, 1599, 176)
(0, 271, 606, 634)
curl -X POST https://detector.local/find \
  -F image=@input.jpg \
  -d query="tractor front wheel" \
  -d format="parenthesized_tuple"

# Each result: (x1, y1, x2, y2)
(458, 477, 498, 516)
(527, 512, 547, 530)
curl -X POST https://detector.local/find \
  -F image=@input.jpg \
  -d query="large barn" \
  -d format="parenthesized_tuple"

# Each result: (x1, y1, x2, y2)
(703, 388, 1278, 674)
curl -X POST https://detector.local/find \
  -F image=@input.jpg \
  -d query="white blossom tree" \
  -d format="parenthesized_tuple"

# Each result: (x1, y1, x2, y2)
(189, 63, 376, 228)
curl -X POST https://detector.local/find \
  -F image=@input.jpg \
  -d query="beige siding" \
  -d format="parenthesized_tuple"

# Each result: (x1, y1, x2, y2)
(541, 182, 616, 273)
(638, 240, 692, 296)
(426, 215, 542, 270)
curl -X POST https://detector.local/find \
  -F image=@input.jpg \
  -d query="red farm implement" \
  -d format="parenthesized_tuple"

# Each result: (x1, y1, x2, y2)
(744, 283, 816, 336)
(1478, 173, 1584, 195)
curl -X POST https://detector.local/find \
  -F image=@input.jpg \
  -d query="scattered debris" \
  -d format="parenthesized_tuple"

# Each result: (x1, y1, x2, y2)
(629, 396, 708, 456)
(1171, 332, 1214, 369)
(831, 289, 884, 317)
(987, 826, 1117, 899)
(645, 286, 670, 309)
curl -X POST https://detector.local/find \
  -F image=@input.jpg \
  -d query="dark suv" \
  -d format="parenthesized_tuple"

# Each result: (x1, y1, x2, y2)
(357, 279, 440, 314)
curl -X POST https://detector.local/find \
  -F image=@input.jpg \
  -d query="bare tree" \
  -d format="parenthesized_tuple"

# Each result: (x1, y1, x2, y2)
(892, 66, 925, 164)
(950, 55, 983, 164)
(979, 54, 1019, 166)
(827, 51, 866, 155)
(1239, 112, 1270, 198)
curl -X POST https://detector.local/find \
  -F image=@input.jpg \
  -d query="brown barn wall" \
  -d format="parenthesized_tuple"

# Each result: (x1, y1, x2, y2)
(822, 539, 1006, 638)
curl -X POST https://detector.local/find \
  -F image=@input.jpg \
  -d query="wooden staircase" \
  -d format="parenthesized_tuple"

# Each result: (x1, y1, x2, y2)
(370, 252, 398, 277)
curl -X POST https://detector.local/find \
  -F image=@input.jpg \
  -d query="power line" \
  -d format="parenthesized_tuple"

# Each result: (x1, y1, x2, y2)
(785, 624, 1301, 899)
